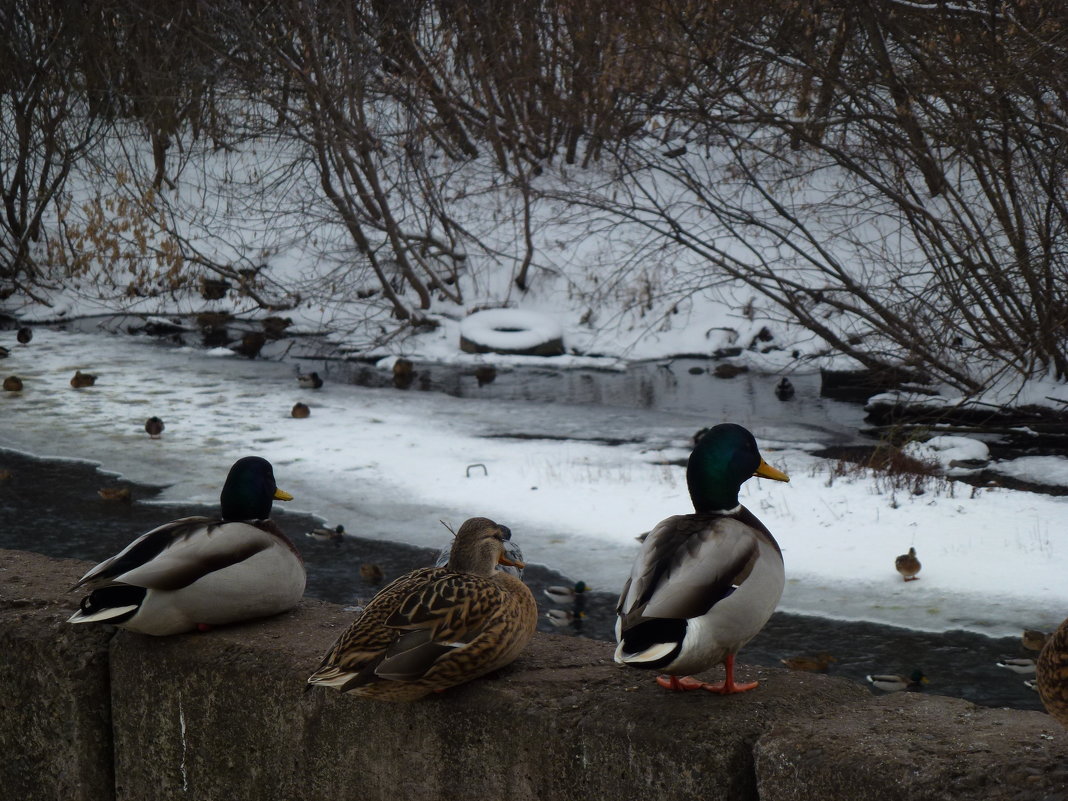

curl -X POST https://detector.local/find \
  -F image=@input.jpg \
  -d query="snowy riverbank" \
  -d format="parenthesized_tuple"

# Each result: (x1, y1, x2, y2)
(1, 327, 1066, 638)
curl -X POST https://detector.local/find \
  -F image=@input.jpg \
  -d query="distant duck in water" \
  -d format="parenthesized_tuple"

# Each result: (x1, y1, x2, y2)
(867, 670, 928, 692)
(780, 653, 837, 672)
(774, 377, 795, 401)
(544, 581, 589, 606)
(393, 357, 415, 389)
(298, 371, 324, 389)
(895, 547, 921, 581)
(1022, 629, 1050, 652)
(306, 524, 345, 545)
(996, 657, 1036, 675)
(3, 376, 23, 392)
(291, 402, 311, 418)
(70, 370, 97, 388)
(615, 423, 790, 694)
(16, 327, 32, 344)
(145, 417, 165, 439)
(98, 487, 133, 504)
(360, 563, 385, 584)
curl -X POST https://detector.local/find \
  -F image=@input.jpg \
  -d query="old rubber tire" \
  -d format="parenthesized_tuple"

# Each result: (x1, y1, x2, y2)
(459, 309, 565, 356)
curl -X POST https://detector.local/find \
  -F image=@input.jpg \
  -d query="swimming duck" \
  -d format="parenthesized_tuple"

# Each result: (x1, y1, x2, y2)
(291, 402, 311, 418)
(1023, 629, 1050, 652)
(392, 357, 415, 389)
(867, 670, 928, 692)
(895, 547, 921, 581)
(16, 327, 32, 344)
(308, 517, 536, 701)
(97, 487, 132, 503)
(615, 423, 790, 693)
(1037, 616, 1068, 727)
(544, 581, 589, 606)
(70, 370, 97, 388)
(996, 657, 1036, 675)
(3, 375, 23, 391)
(145, 417, 165, 438)
(780, 653, 837, 672)
(306, 524, 345, 545)
(774, 377, 795, 401)
(435, 535, 525, 578)
(360, 563, 385, 584)
(297, 371, 323, 389)
(68, 456, 305, 635)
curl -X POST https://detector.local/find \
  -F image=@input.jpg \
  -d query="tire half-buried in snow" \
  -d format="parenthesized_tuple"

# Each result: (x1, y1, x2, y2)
(459, 309, 565, 356)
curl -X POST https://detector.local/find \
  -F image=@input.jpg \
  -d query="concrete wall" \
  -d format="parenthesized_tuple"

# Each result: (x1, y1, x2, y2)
(2, 548, 1066, 801)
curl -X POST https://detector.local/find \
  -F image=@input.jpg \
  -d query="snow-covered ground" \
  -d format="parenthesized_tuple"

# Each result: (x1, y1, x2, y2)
(1, 327, 1066, 639)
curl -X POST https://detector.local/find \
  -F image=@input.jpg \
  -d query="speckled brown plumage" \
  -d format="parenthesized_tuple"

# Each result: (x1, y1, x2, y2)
(1036, 616, 1068, 728)
(308, 517, 537, 701)
(895, 547, 921, 581)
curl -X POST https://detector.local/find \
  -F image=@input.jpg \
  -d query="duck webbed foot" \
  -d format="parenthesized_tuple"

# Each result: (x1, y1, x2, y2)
(656, 654, 759, 694)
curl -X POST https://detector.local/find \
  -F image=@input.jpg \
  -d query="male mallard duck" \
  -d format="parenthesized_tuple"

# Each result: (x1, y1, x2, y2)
(996, 657, 1037, 675)
(308, 517, 536, 701)
(16, 327, 32, 344)
(145, 417, 165, 439)
(867, 670, 928, 692)
(3, 375, 23, 392)
(297, 370, 323, 389)
(1037, 616, 1068, 727)
(70, 370, 97, 388)
(780, 652, 837, 672)
(544, 581, 589, 606)
(68, 456, 305, 635)
(615, 423, 790, 693)
(306, 524, 345, 545)
(435, 535, 525, 578)
(895, 547, 921, 581)
(291, 402, 311, 419)
(1023, 629, 1050, 652)
(774, 377, 795, 401)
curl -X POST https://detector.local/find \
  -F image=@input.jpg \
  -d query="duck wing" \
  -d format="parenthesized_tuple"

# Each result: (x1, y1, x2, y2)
(308, 567, 443, 686)
(618, 511, 777, 629)
(372, 573, 514, 681)
(71, 516, 270, 591)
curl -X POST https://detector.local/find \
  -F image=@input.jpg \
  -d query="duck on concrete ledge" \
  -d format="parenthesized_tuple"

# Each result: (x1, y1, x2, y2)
(615, 423, 789, 693)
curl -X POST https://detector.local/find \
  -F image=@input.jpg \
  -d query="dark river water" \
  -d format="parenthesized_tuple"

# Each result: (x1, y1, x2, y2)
(0, 447, 1045, 713)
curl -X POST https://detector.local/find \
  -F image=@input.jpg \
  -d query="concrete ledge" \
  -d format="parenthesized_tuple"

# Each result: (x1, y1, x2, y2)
(2, 549, 1067, 800)
(0, 551, 115, 801)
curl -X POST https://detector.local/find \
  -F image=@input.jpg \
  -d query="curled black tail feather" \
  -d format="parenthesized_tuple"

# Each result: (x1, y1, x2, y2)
(77, 585, 148, 624)
(618, 618, 687, 669)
